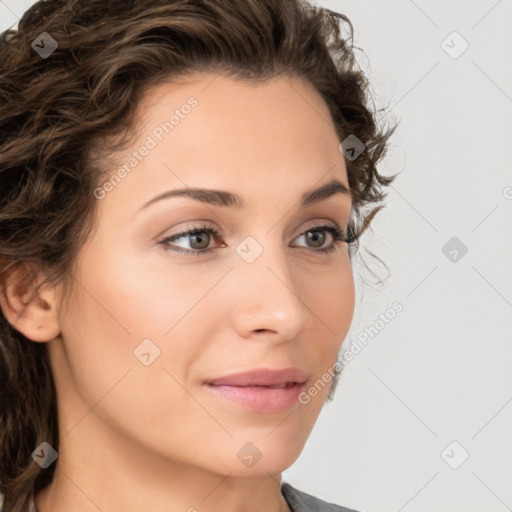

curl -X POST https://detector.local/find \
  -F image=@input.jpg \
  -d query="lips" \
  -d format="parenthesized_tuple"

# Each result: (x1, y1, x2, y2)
(202, 367, 309, 412)
(203, 367, 308, 387)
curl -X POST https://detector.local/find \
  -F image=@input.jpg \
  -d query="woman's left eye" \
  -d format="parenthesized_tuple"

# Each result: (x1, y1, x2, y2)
(157, 223, 350, 257)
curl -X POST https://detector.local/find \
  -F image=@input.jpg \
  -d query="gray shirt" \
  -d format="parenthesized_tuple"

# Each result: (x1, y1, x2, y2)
(281, 482, 361, 512)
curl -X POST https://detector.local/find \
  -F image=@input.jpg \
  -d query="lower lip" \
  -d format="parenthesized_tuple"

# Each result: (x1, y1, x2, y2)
(203, 382, 306, 413)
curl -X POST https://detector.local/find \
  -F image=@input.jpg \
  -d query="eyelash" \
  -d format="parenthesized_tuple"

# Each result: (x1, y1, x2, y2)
(157, 222, 353, 257)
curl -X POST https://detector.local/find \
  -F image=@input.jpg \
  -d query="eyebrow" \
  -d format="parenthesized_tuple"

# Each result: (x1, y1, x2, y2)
(138, 178, 351, 212)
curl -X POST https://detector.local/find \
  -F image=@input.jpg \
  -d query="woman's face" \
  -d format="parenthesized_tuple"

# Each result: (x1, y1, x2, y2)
(52, 72, 355, 479)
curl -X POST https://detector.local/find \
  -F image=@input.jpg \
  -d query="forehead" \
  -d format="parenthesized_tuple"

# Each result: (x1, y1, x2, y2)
(95, 72, 349, 212)
(133, 72, 342, 157)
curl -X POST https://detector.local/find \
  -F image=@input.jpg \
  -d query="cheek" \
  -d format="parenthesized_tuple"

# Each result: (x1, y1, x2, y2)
(57, 242, 221, 401)
(57, 260, 212, 455)
(70, 240, 220, 339)
(53, 239, 355, 473)
(306, 261, 355, 354)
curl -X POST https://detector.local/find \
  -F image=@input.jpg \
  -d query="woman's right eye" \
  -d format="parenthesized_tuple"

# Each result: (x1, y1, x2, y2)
(157, 225, 221, 256)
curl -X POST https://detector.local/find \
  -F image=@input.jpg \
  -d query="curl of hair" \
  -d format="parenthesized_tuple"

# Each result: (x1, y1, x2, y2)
(0, 0, 398, 509)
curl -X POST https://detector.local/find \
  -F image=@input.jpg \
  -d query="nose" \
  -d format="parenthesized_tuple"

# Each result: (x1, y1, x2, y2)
(230, 244, 315, 343)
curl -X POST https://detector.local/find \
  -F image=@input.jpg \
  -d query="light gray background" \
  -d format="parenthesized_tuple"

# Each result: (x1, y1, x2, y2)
(1, 1, 511, 511)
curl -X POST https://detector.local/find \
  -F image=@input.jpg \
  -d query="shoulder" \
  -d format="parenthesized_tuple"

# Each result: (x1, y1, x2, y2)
(281, 482, 363, 512)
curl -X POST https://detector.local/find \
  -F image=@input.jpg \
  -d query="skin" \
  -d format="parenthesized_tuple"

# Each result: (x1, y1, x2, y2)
(0, 72, 355, 512)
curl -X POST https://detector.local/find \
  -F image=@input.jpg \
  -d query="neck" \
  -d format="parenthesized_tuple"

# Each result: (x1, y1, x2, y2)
(34, 437, 292, 512)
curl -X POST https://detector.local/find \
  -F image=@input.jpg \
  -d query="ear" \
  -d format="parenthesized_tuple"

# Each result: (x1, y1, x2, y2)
(0, 263, 61, 342)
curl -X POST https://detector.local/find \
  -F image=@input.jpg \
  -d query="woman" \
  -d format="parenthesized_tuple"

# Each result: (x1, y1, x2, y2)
(0, 0, 397, 510)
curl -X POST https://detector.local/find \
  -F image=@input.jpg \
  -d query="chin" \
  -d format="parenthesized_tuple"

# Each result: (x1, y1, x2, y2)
(214, 434, 306, 476)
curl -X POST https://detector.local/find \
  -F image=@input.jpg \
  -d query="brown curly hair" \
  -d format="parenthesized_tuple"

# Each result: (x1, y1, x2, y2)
(0, 0, 398, 509)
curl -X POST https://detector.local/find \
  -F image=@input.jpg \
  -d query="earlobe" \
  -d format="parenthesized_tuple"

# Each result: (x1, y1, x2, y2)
(0, 263, 61, 343)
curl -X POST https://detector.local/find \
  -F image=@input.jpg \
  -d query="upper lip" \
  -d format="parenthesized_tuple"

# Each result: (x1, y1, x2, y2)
(204, 367, 308, 387)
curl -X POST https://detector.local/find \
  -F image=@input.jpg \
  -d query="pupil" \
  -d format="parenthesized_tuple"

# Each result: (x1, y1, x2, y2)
(307, 230, 325, 247)
(191, 232, 210, 249)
